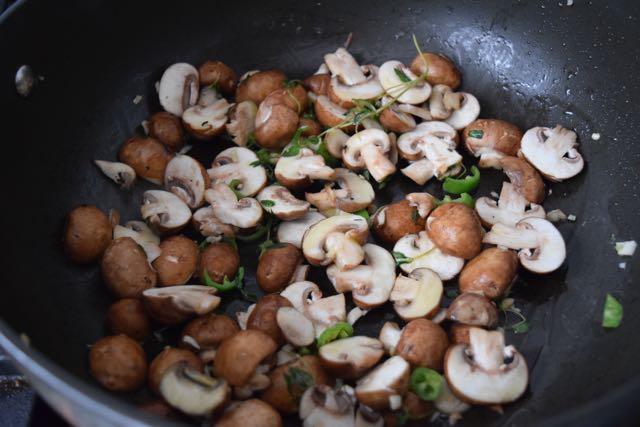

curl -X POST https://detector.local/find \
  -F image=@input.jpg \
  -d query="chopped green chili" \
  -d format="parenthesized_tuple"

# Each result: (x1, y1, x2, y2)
(602, 294, 623, 328)
(316, 322, 353, 347)
(442, 166, 480, 194)
(409, 367, 444, 401)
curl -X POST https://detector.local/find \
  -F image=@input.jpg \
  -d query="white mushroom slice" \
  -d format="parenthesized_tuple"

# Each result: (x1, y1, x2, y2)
(361, 118, 384, 130)
(196, 85, 221, 107)
(315, 95, 352, 129)
(306, 168, 375, 213)
(277, 211, 326, 248)
(276, 344, 299, 366)
(113, 221, 161, 263)
(226, 101, 258, 147)
(483, 217, 566, 274)
(355, 356, 410, 411)
(396, 103, 432, 121)
(520, 125, 584, 181)
(434, 380, 471, 417)
(158, 63, 199, 116)
(280, 281, 323, 313)
(347, 307, 368, 325)
(204, 183, 263, 229)
(397, 121, 458, 160)
(326, 244, 396, 309)
(401, 159, 435, 185)
(192, 206, 235, 241)
(159, 363, 228, 417)
(164, 155, 209, 209)
(300, 385, 356, 427)
(445, 93, 480, 130)
(393, 231, 464, 280)
(305, 293, 347, 337)
(182, 98, 230, 140)
(406, 192, 437, 218)
(444, 328, 528, 405)
(236, 304, 256, 330)
(277, 306, 315, 347)
(400, 135, 461, 181)
(429, 84, 463, 120)
(257, 185, 310, 220)
(141, 190, 192, 233)
(378, 60, 431, 104)
(325, 48, 367, 85)
(94, 160, 136, 189)
(208, 147, 267, 197)
(390, 268, 443, 321)
(143, 286, 221, 324)
(275, 148, 336, 189)
(476, 182, 546, 227)
(319, 336, 384, 378)
(302, 214, 369, 269)
(343, 129, 396, 182)
(378, 322, 402, 355)
(325, 128, 349, 159)
(329, 64, 384, 107)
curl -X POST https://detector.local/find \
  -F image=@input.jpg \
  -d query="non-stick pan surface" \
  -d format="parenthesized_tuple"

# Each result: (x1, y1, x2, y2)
(1, 0, 639, 425)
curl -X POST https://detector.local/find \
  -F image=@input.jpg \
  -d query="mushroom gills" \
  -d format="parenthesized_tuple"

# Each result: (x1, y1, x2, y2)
(159, 362, 227, 416)
(94, 160, 136, 189)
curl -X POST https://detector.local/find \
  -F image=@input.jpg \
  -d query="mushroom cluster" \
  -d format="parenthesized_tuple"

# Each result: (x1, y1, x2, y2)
(66, 36, 586, 426)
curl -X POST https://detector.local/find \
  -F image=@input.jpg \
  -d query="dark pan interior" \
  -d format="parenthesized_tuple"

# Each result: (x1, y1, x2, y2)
(1, 0, 640, 425)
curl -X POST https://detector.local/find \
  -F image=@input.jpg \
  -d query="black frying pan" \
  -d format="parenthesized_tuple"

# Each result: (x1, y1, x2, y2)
(1, 0, 640, 425)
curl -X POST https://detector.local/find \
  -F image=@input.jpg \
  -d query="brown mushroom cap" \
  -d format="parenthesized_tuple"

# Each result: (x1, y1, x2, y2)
(216, 399, 283, 427)
(63, 205, 112, 264)
(235, 70, 287, 104)
(152, 236, 199, 286)
(89, 335, 147, 392)
(138, 399, 182, 419)
(410, 52, 461, 89)
(142, 285, 221, 325)
(147, 112, 184, 151)
(214, 330, 278, 386)
(148, 347, 204, 395)
(262, 84, 309, 114)
(448, 323, 474, 345)
(106, 298, 151, 341)
(304, 73, 331, 96)
(247, 294, 294, 345)
(459, 247, 518, 300)
(499, 156, 545, 204)
(255, 102, 299, 150)
(396, 319, 449, 371)
(403, 391, 433, 420)
(300, 117, 322, 136)
(261, 356, 332, 413)
(463, 119, 522, 158)
(426, 203, 483, 259)
(319, 336, 385, 379)
(371, 199, 425, 245)
(118, 136, 173, 185)
(198, 61, 237, 94)
(257, 244, 303, 293)
(355, 355, 410, 411)
(446, 293, 499, 328)
(379, 107, 416, 134)
(181, 314, 239, 351)
(197, 242, 240, 284)
(101, 237, 157, 298)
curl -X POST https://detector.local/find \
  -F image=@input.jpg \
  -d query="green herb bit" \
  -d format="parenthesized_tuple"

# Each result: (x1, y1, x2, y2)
(236, 224, 269, 243)
(602, 294, 623, 328)
(203, 266, 245, 292)
(316, 322, 354, 347)
(437, 192, 475, 209)
(297, 346, 311, 356)
(316, 141, 339, 167)
(445, 288, 459, 299)
(500, 299, 530, 334)
(393, 251, 413, 267)
(409, 367, 444, 401)
(378, 175, 392, 190)
(228, 179, 244, 200)
(284, 367, 314, 400)
(261, 199, 276, 208)
(410, 208, 420, 224)
(411, 33, 429, 77)
(394, 67, 412, 83)
(198, 239, 211, 250)
(283, 79, 303, 89)
(354, 209, 370, 220)
(442, 165, 481, 194)
(258, 239, 287, 257)
(468, 129, 484, 139)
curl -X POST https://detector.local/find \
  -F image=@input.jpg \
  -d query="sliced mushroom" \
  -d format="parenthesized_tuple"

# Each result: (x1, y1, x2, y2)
(217, 399, 282, 427)
(234, 367, 273, 398)
(343, 129, 396, 182)
(397, 121, 458, 160)
(314, 95, 353, 130)
(141, 190, 192, 234)
(159, 362, 228, 416)
(299, 385, 356, 427)
(444, 328, 528, 404)
(280, 281, 323, 313)
(94, 160, 136, 189)
(393, 232, 464, 281)
(258, 185, 310, 220)
(483, 217, 566, 273)
(164, 155, 210, 209)
(378, 322, 402, 355)
(406, 192, 437, 218)
(459, 247, 519, 300)
(192, 206, 236, 241)
(379, 104, 416, 133)
(158, 63, 199, 116)
(428, 84, 463, 120)
(208, 147, 267, 197)
(306, 168, 374, 214)
(355, 356, 410, 411)
(483, 155, 545, 204)
(390, 268, 443, 321)
(433, 380, 471, 419)
(379, 60, 431, 104)
(319, 336, 384, 379)
(182, 96, 230, 140)
(305, 293, 347, 338)
(324, 48, 384, 108)
(275, 148, 336, 189)
(476, 182, 546, 227)
(305, 73, 331, 96)
(226, 101, 258, 146)
(355, 405, 384, 427)
(276, 306, 315, 347)
(204, 183, 263, 229)
(410, 52, 461, 89)
(520, 125, 584, 181)
(396, 102, 433, 121)
(277, 211, 326, 248)
(463, 119, 522, 158)
(142, 285, 220, 325)
(447, 293, 498, 328)
(113, 221, 161, 263)
(302, 214, 369, 270)
(444, 93, 480, 130)
(426, 203, 484, 260)
(214, 330, 278, 386)
(326, 244, 396, 309)
(324, 128, 349, 159)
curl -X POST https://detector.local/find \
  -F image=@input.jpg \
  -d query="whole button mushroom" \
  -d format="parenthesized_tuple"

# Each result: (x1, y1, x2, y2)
(446, 293, 499, 328)
(254, 101, 299, 150)
(148, 347, 204, 395)
(371, 199, 426, 245)
(319, 336, 385, 379)
(152, 235, 199, 286)
(410, 52, 462, 89)
(214, 330, 278, 387)
(216, 399, 283, 427)
(395, 319, 449, 371)
(378, 60, 431, 104)
(197, 241, 239, 284)
(101, 237, 157, 298)
(89, 335, 147, 392)
(198, 60, 237, 94)
(181, 314, 239, 351)
(426, 203, 484, 260)
(247, 294, 294, 345)
(463, 119, 522, 159)
(257, 243, 304, 293)
(158, 63, 199, 116)
(147, 112, 185, 151)
(106, 298, 151, 341)
(459, 247, 519, 300)
(235, 69, 287, 105)
(118, 137, 173, 185)
(63, 205, 112, 264)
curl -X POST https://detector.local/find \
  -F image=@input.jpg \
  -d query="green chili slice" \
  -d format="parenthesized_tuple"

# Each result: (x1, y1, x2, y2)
(437, 192, 475, 209)
(316, 322, 353, 347)
(602, 294, 623, 328)
(203, 267, 245, 292)
(409, 367, 444, 401)
(442, 166, 480, 194)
